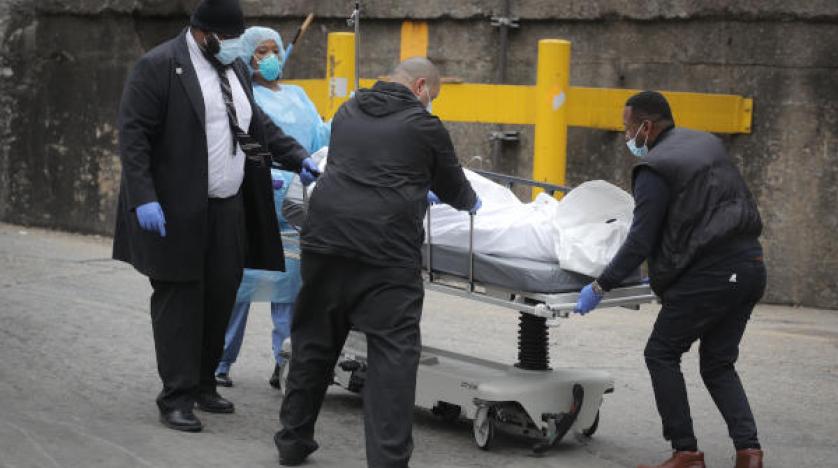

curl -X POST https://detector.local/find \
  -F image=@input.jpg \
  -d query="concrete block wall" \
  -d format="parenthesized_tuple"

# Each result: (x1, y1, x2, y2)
(1, 0, 836, 308)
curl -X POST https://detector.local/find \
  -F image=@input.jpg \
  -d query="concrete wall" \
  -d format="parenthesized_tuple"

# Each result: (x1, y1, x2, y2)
(1, 0, 837, 308)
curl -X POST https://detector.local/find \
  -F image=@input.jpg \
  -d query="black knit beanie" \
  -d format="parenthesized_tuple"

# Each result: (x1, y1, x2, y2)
(190, 0, 245, 37)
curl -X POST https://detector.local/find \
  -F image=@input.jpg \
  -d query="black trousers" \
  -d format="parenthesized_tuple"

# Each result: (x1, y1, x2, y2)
(645, 255, 766, 451)
(276, 251, 424, 468)
(149, 194, 244, 412)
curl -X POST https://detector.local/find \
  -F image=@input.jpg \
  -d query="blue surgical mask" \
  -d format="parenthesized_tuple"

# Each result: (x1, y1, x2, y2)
(626, 125, 649, 158)
(214, 34, 242, 65)
(257, 54, 282, 81)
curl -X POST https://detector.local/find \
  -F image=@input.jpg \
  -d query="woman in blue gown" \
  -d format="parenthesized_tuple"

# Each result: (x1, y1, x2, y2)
(215, 26, 330, 388)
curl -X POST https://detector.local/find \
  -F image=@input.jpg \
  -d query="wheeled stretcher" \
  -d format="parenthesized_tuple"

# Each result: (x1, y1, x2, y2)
(279, 171, 656, 453)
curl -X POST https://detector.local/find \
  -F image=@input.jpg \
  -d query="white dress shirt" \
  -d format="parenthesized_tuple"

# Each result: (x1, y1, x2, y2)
(186, 30, 253, 199)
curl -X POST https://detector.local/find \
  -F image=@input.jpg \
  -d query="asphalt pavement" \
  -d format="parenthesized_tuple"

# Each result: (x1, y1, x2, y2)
(1, 223, 836, 467)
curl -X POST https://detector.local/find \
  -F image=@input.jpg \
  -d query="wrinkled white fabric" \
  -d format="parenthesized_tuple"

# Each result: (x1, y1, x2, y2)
(425, 170, 559, 262)
(289, 150, 634, 276)
(552, 180, 635, 276)
(426, 172, 634, 275)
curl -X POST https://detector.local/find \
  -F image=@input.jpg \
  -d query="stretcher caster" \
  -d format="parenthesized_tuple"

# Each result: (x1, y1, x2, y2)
(581, 410, 599, 438)
(473, 406, 496, 450)
(532, 383, 584, 454)
(432, 402, 461, 423)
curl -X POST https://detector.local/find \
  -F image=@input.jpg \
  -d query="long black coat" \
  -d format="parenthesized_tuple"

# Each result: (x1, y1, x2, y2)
(113, 29, 308, 282)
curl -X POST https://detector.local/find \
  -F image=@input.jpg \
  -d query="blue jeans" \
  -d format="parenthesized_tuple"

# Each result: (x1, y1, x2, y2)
(215, 302, 294, 375)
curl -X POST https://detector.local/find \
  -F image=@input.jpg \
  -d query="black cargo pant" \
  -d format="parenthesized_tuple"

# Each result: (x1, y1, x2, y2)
(645, 255, 766, 451)
(149, 194, 244, 412)
(276, 251, 424, 468)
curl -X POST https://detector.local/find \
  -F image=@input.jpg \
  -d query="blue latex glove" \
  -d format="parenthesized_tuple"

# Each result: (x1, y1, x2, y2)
(272, 178, 284, 190)
(469, 196, 482, 215)
(136, 201, 166, 237)
(574, 283, 603, 315)
(427, 191, 441, 205)
(299, 158, 320, 186)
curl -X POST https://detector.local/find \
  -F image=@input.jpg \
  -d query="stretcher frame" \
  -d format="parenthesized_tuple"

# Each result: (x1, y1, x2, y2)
(280, 171, 657, 454)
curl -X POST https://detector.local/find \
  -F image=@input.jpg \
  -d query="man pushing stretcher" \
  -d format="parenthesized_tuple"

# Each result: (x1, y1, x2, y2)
(574, 91, 766, 468)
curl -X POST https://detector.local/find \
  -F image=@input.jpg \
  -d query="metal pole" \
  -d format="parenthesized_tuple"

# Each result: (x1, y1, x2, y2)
(353, 1, 361, 91)
(468, 213, 475, 293)
(426, 204, 434, 283)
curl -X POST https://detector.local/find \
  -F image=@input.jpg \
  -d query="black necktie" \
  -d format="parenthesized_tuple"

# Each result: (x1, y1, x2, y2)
(206, 55, 272, 165)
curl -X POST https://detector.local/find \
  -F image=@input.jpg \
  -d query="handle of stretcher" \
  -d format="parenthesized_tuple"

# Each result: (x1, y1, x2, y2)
(426, 205, 476, 293)
(468, 213, 475, 292)
(426, 203, 434, 282)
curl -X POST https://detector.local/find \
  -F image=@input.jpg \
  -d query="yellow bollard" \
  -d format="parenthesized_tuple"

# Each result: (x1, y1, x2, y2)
(326, 32, 356, 119)
(532, 39, 571, 199)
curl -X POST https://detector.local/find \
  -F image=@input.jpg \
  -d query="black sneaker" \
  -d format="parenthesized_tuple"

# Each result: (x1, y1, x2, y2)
(215, 372, 233, 387)
(269, 363, 281, 390)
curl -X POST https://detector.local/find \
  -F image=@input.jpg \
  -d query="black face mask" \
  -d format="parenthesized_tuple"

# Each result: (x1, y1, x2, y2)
(203, 32, 221, 55)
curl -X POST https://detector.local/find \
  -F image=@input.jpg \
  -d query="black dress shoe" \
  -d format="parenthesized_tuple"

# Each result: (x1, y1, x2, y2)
(269, 364, 281, 390)
(216, 372, 234, 387)
(195, 392, 235, 414)
(159, 408, 203, 432)
(275, 431, 318, 466)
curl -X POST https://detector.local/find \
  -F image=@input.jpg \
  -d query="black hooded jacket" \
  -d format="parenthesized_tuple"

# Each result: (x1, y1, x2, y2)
(301, 81, 477, 268)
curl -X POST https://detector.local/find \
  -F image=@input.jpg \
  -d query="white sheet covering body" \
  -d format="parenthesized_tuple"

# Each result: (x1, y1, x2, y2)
(289, 148, 634, 278)
(426, 171, 634, 277)
(551, 180, 635, 277)
(425, 171, 559, 262)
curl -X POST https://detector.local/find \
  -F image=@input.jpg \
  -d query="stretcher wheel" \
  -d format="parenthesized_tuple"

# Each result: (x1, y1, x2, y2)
(581, 411, 600, 438)
(473, 406, 496, 450)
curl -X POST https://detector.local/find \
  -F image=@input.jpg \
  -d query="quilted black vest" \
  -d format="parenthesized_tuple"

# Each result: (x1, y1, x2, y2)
(633, 128, 762, 294)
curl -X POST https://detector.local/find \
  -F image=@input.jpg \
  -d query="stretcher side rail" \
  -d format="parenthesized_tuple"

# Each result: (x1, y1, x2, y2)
(425, 171, 656, 317)
(473, 170, 571, 196)
(424, 272, 656, 319)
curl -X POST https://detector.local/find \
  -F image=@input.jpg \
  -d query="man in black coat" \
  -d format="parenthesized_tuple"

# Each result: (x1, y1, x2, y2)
(275, 58, 480, 467)
(574, 91, 765, 468)
(112, 0, 318, 432)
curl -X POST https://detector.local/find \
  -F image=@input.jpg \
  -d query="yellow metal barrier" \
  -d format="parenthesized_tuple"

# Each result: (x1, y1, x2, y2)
(400, 21, 429, 60)
(284, 30, 754, 187)
(567, 87, 753, 134)
(325, 32, 356, 118)
(432, 83, 535, 124)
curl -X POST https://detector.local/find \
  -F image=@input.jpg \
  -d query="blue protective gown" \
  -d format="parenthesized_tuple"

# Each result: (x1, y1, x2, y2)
(235, 170, 301, 303)
(253, 83, 331, 154)
(234, 84, 330, 303)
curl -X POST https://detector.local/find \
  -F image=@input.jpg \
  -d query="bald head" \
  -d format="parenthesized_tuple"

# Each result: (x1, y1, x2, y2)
(389, 57, 441, 107)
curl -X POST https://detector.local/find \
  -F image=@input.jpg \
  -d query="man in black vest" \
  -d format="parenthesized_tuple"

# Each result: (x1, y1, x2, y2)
(574, 91, 766, 468)
(112, 0, 318, 432)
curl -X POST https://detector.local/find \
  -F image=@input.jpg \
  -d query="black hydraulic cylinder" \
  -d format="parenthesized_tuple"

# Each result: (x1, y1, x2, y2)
(515, 312, 550, 370)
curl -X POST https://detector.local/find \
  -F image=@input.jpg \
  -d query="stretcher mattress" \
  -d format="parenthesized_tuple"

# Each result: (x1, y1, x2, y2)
(422, 244, 642, 294)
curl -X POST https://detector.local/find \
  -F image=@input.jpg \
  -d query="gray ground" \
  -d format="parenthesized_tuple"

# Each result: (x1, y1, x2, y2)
(1, 223, 836, 468)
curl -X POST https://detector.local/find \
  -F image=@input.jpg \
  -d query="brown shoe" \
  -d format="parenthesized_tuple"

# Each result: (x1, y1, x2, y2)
(638, 451, 706, 468)
(735, 448, 763, 468)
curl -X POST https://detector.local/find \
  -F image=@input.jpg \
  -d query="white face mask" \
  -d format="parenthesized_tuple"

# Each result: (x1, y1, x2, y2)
(422, 85, 433, 114)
